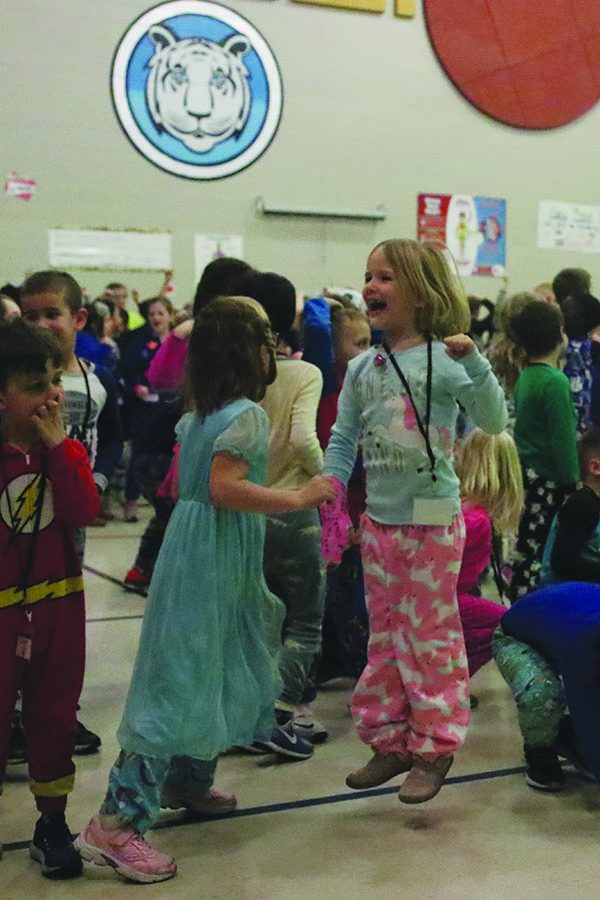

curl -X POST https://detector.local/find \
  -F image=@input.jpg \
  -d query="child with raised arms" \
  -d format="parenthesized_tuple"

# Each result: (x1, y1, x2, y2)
(75, 297, 335, 884)
(323, 239, 507, 804)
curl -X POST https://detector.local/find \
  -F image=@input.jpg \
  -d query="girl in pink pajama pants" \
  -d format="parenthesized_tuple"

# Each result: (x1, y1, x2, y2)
(354, 516, 469, 758)
(323, 239, 507, 803)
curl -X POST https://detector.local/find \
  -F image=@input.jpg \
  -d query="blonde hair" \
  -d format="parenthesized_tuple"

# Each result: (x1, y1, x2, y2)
(331, 304, 369, 343)
(456, 429, 524, 535)
(375, 239, 470, 339)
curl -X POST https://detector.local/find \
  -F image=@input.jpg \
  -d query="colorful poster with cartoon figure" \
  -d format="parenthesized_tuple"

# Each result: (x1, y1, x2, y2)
(417, 194, 506, 276)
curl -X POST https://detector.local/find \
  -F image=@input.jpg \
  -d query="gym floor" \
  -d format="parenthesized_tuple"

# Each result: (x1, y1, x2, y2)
(2, 510, 600, 899)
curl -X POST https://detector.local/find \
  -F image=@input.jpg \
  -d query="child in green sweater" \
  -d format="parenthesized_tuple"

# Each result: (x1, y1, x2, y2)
(508, 300, 579, 601)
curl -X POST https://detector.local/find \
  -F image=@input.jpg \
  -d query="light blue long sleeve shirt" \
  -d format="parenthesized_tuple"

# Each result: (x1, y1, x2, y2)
(323, 342, 507, 525)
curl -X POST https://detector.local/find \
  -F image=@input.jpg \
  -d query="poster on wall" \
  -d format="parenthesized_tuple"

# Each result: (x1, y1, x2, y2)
(194, 234, 244, 283)
(48, 229, 172, 270)
(538, 201, 600, 254)
(111, 1, 283, 181)
(417, 194, 506, 277)
(4, 171, 37, 201)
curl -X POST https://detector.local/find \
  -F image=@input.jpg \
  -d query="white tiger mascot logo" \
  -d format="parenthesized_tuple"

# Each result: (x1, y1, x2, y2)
(145, 23, 252, 153)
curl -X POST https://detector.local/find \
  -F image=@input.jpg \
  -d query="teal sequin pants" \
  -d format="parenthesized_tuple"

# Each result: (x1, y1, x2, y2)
(100, 751, 217, 833)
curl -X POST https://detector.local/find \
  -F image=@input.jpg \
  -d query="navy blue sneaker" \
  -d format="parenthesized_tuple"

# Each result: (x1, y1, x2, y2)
(252, 718, 314, 760)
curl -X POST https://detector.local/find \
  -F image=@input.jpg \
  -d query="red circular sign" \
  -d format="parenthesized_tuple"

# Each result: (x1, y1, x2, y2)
(423, 0, 600, 129)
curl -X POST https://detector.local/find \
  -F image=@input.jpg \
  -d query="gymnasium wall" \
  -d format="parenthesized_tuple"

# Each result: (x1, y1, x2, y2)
(2, 0, 598, 303)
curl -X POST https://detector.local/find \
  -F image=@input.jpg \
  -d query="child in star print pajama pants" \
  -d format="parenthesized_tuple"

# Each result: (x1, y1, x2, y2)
(322, 239, 507, 802)
(353, 516, 469, 758)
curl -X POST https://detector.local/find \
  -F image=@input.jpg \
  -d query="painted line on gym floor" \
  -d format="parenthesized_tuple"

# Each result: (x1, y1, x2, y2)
(77, 565, 145, 621)
(82, 563, 148, 615)
(0, 766, 526, 854)
(86, 614, 144, 624)
(83, 563, 143, 593)
(152, 765, 528, 830)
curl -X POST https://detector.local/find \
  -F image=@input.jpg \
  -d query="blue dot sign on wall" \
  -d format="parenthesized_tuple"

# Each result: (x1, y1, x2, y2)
(111, 1, 284, 180)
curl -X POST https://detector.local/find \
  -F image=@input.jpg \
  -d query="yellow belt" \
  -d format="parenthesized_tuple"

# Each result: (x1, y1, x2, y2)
(30, 773, 75, 797)
(0, 575, 84, 610)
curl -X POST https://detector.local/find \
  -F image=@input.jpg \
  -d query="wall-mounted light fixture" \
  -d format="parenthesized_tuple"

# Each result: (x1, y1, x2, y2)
(256, 197, 386, 221)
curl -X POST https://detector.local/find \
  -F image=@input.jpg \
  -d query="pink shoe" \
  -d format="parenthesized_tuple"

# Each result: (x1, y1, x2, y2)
(161, 785, 237, 815)
(74, 816, 176, 884)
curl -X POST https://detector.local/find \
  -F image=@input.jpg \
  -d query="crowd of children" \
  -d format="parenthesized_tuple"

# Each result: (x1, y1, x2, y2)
(2, 249, 600, 884)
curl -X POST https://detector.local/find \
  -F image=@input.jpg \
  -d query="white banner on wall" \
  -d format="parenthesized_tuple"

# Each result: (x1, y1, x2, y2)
(48, 229, 172, 270)
(538, 201, 600, 254)
(194, 234, 244, 283)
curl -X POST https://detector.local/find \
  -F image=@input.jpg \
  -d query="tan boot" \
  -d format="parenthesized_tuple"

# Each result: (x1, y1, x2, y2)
(397, 754, 453, 804)
(161, 785, 237, 815)
(346, 750, 413, 790)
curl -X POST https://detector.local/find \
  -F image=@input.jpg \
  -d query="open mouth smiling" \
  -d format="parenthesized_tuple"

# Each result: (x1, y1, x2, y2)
(367, 300, 387, 312)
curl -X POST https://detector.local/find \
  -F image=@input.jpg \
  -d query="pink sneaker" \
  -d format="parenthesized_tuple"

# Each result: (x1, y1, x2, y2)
(74, 816, 176, 884)
(161, 785, 237, 815)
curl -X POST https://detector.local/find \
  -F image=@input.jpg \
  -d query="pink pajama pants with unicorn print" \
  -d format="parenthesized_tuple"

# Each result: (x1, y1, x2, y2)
(351, 515, 470, 761)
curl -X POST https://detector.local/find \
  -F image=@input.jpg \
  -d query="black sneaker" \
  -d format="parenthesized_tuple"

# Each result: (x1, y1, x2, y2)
(73, 720, 101, 755)
(524, 744, 565, 792)
(556, 715, 596, 782)
(30, 813, 83, 879)
(7, 716, 27, 765)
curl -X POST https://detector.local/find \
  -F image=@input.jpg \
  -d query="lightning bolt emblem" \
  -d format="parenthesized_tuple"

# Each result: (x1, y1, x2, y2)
(11, 473, 43, 534)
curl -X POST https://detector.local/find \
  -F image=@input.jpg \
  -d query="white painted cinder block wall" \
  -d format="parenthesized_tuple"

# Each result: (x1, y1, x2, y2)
(2, 0, 598, 303)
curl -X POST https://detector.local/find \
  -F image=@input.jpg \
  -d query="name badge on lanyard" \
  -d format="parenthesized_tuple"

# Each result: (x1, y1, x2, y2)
(413, 496, 455, 526)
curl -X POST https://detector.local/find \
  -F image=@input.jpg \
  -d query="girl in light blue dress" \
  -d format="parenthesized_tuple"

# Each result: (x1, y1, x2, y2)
(76, 297, 335, 884)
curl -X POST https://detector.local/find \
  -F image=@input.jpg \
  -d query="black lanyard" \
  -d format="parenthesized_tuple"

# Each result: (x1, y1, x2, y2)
(381, 337, 437, 483)
(69, 356, 92, 444)
(1, 443, 47, 605)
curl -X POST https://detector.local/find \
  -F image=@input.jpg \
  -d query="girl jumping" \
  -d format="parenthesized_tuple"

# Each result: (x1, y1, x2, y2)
(323, 239, 507, 803)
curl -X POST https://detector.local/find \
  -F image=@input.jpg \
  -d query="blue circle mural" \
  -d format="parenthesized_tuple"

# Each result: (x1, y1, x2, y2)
(111, 1, 283, 179)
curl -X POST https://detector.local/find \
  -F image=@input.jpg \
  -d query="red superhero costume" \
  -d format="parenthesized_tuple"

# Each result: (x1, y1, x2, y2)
(0, 438, 100, 812)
